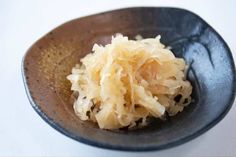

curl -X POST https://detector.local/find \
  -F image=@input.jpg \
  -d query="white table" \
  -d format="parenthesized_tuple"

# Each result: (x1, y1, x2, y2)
(0, 0, 235, 156)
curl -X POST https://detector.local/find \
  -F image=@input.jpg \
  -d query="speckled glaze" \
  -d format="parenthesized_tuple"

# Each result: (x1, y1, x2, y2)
(22, 7, 236, 151)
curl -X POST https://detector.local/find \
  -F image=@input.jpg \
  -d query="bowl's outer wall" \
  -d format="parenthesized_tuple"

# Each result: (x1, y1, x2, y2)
(22, 7, 236, 151)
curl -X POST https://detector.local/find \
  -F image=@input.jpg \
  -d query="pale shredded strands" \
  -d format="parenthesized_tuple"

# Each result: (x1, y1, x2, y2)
(67, 34, 192, 130)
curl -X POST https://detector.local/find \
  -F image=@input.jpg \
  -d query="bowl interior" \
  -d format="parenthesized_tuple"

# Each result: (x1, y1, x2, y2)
(23, 7, 235, 151)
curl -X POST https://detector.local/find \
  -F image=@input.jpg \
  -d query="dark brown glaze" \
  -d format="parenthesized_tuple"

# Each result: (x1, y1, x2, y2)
(22, 7, 235, 151)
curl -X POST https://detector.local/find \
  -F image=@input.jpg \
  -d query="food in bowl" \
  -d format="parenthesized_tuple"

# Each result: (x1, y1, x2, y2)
(67, 34, 192, 130)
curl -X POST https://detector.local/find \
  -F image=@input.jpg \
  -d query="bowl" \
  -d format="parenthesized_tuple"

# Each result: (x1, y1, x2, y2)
(22, 7, 236, 151)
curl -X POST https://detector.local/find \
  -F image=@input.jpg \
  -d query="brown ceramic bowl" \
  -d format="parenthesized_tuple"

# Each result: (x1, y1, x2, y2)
(22, 7, 235, 151)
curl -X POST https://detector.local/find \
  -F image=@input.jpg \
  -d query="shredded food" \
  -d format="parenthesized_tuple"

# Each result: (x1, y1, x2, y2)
(67, 34, 192, 130)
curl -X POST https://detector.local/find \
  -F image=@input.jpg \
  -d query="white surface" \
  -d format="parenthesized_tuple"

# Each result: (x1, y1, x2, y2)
(0, 0, 236, 156)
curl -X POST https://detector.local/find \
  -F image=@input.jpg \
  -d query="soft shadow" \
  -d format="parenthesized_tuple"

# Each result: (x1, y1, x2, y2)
(105, 133, 206, 157)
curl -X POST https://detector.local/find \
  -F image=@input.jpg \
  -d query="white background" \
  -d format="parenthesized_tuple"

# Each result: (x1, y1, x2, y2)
(1, 0, 236, 156)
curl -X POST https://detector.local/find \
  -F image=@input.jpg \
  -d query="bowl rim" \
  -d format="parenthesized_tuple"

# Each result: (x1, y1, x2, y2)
(22, 7, 236, 151)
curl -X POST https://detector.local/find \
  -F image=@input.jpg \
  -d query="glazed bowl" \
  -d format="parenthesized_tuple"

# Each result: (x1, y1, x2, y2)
(22, 7, 236, 151)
